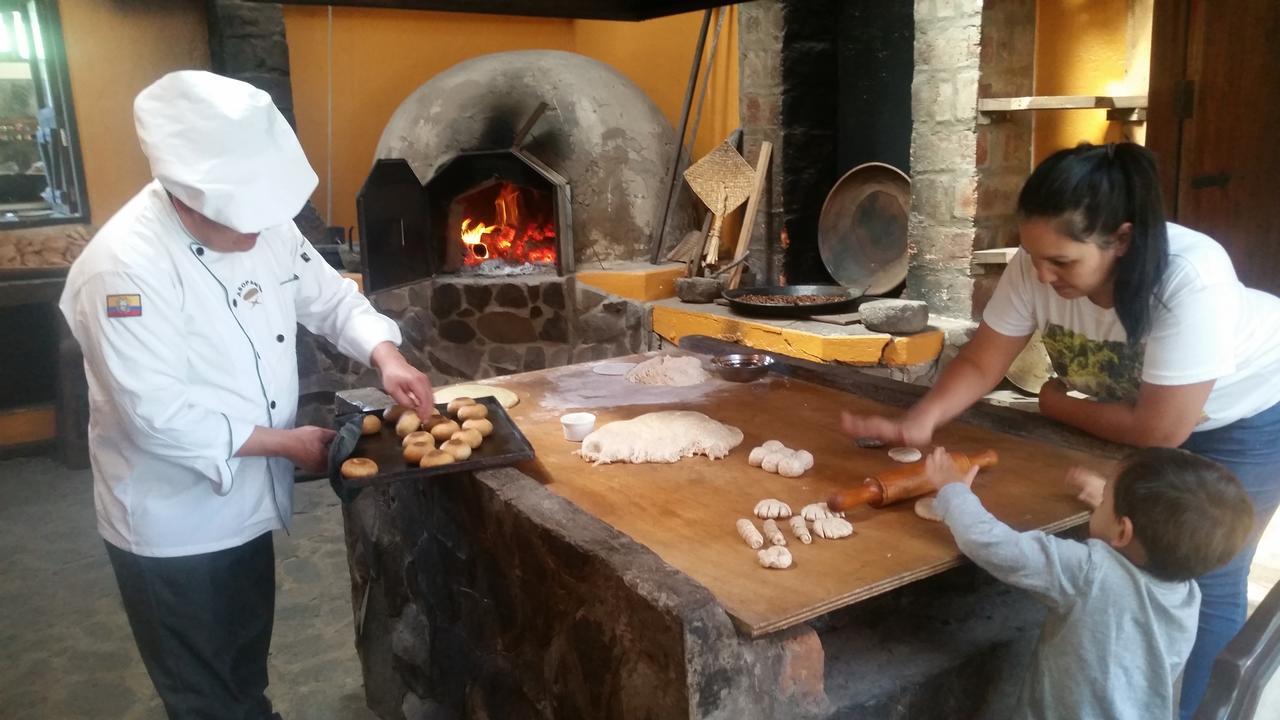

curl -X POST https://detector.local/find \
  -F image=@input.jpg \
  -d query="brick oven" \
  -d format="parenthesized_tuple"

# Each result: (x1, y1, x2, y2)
(297, 50, 693, 402)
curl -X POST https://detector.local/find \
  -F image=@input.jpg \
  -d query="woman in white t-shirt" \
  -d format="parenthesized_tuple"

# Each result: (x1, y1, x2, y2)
(844, 142, 1280, 718)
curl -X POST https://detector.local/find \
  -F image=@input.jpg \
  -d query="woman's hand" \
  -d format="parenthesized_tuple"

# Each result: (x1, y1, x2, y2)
(924, 446, 979, 491)
(841, 409, 935, 447)
(1037, 378, 1069, 414)
(1064, 466, 1107, 509)
(370, 342, 434, 418)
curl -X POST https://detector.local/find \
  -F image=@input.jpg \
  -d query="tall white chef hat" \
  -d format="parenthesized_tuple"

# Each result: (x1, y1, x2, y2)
(134, 70, 318, 233)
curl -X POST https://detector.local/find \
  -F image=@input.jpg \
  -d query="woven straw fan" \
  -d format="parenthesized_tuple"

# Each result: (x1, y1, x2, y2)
(683, 142, 754, 265)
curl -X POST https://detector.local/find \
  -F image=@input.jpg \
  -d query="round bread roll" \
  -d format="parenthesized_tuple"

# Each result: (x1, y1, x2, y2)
(440, 439, 472, 461)
(401, 430, 433, 448)
(340, 457, 378, 480)
(462, 418, 493, 437)
(402, 441, 434, 465)
(424, 414, 453, 430)
(447, 397, 476, 415)
(383, 404, 410, 423)
(430, 420, 461, 442)
(451, 428, 484, 449)
(457, 404, 489, 421)
(361, 414, 382, 436)
(395, 412, 421, 437)
(419, 449, 455, 468)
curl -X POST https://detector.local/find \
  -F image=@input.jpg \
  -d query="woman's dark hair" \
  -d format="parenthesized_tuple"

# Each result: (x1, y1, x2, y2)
(1113, 448, 1254, 582)
(1017, 142, 1168, 341)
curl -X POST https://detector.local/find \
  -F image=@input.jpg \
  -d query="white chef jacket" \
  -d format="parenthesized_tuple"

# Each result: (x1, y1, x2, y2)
(60, 181, 401, 557)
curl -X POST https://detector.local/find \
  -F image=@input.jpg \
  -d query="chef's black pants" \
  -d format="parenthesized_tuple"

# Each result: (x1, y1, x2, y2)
(105, 531, 280, 720)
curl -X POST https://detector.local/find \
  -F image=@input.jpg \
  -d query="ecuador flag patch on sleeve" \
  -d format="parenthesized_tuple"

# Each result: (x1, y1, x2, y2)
(106, 294, 142, 318)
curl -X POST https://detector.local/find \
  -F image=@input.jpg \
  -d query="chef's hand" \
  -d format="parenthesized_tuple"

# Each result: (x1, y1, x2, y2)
(924, 446, 978, 491)
(281, 426, 336, 473)
(841, 410, 935, 447)
(1065, 466, 1107, 509)
(371, 341, 434, 418)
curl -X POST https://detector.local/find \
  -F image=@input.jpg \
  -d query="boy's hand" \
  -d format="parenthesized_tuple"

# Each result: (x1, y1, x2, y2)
(1065, 467, 1107, 509)
(924, 446, 979, 491)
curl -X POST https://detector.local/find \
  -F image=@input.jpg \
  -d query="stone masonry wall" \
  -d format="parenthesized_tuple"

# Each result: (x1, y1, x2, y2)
(973, 0, 1036, 315)
(904, 0, 984, 319)
(738, 2, 787, 286)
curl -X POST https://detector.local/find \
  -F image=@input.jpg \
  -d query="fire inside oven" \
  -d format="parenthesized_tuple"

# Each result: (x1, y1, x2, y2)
(447, 179, 557, 274)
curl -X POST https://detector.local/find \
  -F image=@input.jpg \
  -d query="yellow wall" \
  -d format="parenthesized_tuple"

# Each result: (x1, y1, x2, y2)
(284, 7, 739, 235)
(1033, 0, 1151, 162)
(59, 0, 210, 225)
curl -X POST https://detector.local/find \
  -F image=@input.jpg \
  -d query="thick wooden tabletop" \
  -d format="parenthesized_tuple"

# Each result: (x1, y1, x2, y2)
(467, 353, 1117, 638)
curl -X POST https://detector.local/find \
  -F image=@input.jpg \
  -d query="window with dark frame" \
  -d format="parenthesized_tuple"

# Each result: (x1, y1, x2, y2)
(0, 0, 87, 226)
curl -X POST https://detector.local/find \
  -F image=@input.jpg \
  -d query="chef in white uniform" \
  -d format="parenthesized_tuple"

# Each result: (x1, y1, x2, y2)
(59, 70, 432, 719)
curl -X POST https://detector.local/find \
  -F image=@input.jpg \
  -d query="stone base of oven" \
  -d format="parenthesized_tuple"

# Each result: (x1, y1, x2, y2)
(341, 465, 1044, 720)
(296, 275, 654, 423)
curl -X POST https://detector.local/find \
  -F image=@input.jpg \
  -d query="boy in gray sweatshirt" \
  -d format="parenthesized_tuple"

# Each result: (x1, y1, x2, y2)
(926, 446, 1253, 720)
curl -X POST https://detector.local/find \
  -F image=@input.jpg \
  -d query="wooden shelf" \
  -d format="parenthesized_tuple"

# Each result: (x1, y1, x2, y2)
(977, 95, 1148, 124)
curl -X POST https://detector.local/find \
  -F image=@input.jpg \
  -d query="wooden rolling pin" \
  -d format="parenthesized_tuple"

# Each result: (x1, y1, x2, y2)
(827, 450, 999, 512)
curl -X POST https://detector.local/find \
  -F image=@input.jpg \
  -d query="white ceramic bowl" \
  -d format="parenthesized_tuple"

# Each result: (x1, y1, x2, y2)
(560, 412, 597, 442)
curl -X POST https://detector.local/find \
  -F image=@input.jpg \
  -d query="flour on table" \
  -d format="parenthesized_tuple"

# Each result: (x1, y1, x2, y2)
(576, 411, 743, 465)
(625, 355, 710, 387)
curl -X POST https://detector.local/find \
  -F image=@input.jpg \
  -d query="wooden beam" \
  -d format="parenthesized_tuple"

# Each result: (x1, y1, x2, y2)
(242, 0, 736, 22)
(976, 95, 1149, 112)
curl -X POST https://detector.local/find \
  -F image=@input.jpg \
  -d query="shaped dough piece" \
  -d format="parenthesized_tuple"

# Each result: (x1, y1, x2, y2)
(625, 355, 710, 386)
(753, 498, 792, 520)
(762, 519, 787, 546)
(761, 440, 786, 452)
(777, 454, 806, 478)
(577, 411, 743, 465)
(800, 502, 844, 521)
(757, 546, 793, 569)
(788, 516, 812, 544)
(736, 519, 764, 549)
(812, 516, 855, 540)
(888, 447, 924, 463)
(915, 496, 944, 522)
(761, 451, 786, 474)
(748, 446, 769, 467)
(794, 450, 814, 471)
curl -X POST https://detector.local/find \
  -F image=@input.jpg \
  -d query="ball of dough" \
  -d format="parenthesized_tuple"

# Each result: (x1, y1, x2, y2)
(402, 441, 433, 465)
(419, 449, 455, 468)
(383, 404, 410, 423)
(761, 451, 785, 474)
(451, 428, 484, 449)
(462, 418, 493, 437)
(794, 450, 814, 471)
(361, 414, 383, 436)
(447, 397, 476, 415)
(430, 420, 461, 443)
(395, 412, 421, 437)
(748, 446, 769, 467)
(424, 414, 453, 431)
(401, 430, 434, 448)
(340, 457, 378, 480)
(457, 404, 489, 421)
(440, 439, 472, 461)
(761, 440, 786, 452)
(777, 455, 806, 478)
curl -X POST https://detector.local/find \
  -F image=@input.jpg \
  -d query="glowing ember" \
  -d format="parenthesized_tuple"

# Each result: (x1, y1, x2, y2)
(458, 182, 557, 267)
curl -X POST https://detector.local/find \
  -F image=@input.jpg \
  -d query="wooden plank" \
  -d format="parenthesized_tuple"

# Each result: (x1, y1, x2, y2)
(727, 141, 772, 289)
(1146, 0, 1193, 215)
(495, 354, 1116, 637)
(246, 0, 733, 21)
(977, 95, 1148, 112)
(0, 404, 56, 446)
(971, 247, 1018, 265)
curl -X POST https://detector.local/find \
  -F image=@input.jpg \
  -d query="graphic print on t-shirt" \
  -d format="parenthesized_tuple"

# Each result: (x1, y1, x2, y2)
(1042, 323, 1145, 402)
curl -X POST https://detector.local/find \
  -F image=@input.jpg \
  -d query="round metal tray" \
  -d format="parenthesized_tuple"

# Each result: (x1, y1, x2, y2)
(722, 284, 861, 318)
(818, 162, 911, 296)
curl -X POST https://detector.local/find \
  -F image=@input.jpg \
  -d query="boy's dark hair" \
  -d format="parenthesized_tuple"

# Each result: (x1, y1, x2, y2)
(1017, 142, 1168, 342)
(1113, 448, 1254, 581)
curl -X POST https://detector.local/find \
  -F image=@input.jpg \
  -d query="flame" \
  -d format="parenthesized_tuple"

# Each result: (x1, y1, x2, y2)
(457, 181, 557, 268)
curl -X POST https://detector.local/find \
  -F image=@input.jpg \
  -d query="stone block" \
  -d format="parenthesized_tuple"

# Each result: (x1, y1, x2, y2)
(487, 345, 522, 372)
(220, 36, 290, 76)
(776, 626, 829, 713)
(911, 177, 951, 224)
(477, 312, 537, 344)
(860, 299, 930, 334)
(438, 319, 476, 344)
(915, 24, 981, 71)
(544, 282, 566, 311)
(575, 284, 607, 314)
(373, 288, 410, 314)
(910, 131, 977, 174)
(464, 284, 493, 311)
(429, 343, 484, 379)
(211, 1, 285, 38)
(431, 283, 462, 319)
(522, 346, 547, 371)
(539, 312, 570, 343)
(495, 283, 530, 309)
(953, 175, 979, 220)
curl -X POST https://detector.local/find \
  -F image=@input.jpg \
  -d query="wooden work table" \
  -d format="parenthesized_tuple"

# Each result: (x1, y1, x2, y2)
(340, 337, 1127, 719)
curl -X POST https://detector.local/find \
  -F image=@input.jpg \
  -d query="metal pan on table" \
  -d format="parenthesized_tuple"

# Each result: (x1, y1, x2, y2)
(722, 284, 863, 319)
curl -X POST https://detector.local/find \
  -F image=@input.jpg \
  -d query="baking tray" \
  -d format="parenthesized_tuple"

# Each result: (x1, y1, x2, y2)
(328, 396, 534, 490)
(722, 284, 863, 318)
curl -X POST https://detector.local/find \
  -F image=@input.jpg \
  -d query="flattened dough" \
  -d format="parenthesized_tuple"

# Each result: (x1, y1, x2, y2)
(577, 411, 743, 465)
(433, 383, 519, 409)
(914, 496, 943, 522)
(625, 355, 710, 387)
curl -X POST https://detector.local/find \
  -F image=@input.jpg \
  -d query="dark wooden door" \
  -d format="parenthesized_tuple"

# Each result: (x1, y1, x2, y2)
(1148, 0, 1280, 294)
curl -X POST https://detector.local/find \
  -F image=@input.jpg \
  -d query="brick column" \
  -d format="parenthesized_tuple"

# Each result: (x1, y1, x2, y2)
(905, 0, 984, 318)
(738, 1, 785, 285)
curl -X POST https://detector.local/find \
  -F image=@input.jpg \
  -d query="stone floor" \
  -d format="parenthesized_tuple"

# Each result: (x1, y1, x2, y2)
(2, 454, 1278, 720)
(0, 457, 375, 720)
